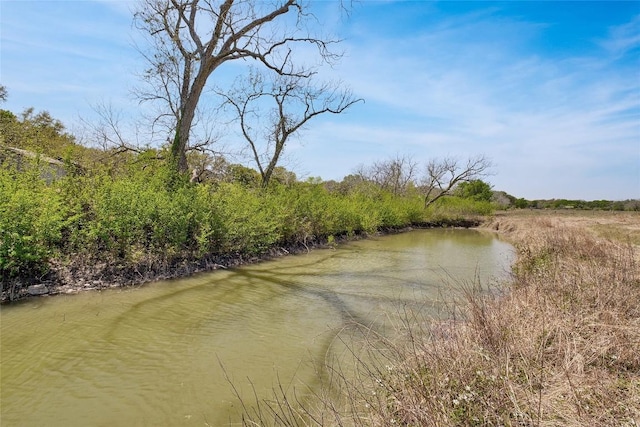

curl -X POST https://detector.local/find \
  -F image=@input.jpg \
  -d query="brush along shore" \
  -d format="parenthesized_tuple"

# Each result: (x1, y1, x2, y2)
(1, 217, 482, 303)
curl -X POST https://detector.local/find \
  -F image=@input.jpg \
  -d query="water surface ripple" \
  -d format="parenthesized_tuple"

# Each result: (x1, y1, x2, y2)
(1, 229, 513, 426)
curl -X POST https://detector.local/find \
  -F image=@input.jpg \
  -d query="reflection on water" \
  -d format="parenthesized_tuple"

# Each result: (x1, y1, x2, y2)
(0, 229, 513, 426)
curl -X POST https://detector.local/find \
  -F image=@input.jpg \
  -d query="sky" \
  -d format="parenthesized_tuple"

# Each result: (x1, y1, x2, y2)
(1, 1, 639, 200)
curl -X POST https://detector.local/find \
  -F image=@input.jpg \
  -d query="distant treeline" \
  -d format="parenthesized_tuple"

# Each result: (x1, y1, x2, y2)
(493, 191, 640, 211)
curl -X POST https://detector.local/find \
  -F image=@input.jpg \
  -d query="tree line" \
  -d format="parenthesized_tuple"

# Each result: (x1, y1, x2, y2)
(0, 100, 496, 300)
(510, 197, 639, 211)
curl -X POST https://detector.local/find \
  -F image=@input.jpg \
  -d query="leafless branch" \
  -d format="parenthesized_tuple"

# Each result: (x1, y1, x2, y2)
(219, 68, 361, 187)
(358, 154, 419, 195)
(133, 0, 351, 173)
(422, 154, 493, 208)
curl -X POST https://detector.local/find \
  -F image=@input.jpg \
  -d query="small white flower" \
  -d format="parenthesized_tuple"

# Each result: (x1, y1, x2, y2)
(453, 399, 460, 406)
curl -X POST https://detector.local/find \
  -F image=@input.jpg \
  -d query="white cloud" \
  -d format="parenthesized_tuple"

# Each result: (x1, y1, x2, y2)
(295, 7, 640, 199)
(600, 14, 640, 57)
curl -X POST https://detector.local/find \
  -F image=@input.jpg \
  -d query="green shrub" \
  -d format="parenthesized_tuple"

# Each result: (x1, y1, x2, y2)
(0, 154, 496, 286)
(426, 197, 495, 221)
(0, 168, 67, 281)
(190, 184, 225, 256)
(58, 164, 212, 261)
(213, 183, 285, 255)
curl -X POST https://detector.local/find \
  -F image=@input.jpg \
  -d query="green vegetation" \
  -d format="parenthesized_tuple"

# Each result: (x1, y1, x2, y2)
(0, 166, 68, 280)
(455, 179, 493, 202)
(0, 107, 98, 165)
(496, 192, 640, 211)
(0, 108, 496, 299)
(0, 158, 490, 297)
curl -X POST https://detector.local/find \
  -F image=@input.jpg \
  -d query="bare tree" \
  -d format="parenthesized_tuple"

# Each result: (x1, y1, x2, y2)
(220, 70, 360, 187)
(80, 101, 143, 153)
(134, 0, 344, 174)
(421, 155, 493, 208)
(356, 154, 419, 195)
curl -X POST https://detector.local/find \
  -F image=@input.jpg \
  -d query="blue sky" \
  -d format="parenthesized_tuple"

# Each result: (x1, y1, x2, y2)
(1, 1, 639, 200)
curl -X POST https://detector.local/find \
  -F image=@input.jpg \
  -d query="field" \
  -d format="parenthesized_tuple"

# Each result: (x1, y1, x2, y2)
(490, 209, 640, 249)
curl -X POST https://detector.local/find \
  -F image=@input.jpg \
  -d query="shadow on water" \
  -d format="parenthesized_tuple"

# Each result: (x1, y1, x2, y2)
(0, 228, 514, 426)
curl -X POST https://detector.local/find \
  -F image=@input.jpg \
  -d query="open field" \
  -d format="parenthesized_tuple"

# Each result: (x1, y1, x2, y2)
(489, 209, 640, 249)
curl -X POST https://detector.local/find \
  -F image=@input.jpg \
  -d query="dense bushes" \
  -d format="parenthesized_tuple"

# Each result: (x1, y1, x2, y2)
(0, 167, 68, 281)
(213, 183, 283, 254)
(0, 159, 495, 293)
(426, 196, 495, 221)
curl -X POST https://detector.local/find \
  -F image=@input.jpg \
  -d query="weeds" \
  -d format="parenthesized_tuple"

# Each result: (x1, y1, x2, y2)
(236, 213, 640, 426)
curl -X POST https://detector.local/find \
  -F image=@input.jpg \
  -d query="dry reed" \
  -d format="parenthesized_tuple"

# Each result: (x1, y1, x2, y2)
(240, 212, 640, 426)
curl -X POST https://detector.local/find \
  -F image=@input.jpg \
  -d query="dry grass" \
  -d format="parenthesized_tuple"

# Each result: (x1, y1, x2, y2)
(490, 209, 640, 249)
(366, 212, 640, 426)
(240, 211, 640, 426)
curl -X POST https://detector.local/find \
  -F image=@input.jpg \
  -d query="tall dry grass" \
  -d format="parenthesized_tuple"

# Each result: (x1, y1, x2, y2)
(239, 213, 640, 426)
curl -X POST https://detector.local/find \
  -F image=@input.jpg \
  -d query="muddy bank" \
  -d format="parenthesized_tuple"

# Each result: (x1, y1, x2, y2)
(2, 240, 331, 303)
(2, 218, 482, 303)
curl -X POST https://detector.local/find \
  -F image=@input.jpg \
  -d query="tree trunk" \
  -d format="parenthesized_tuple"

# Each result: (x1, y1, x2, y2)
(170, 67, 211, 174)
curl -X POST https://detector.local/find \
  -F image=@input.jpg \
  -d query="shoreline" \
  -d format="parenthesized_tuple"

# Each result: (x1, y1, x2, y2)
(1, 218, 482, 303)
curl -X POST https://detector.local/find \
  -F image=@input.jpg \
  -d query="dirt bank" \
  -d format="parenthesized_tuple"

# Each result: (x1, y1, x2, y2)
(2, 238, 333, 303)
(2, 219, 482, 303)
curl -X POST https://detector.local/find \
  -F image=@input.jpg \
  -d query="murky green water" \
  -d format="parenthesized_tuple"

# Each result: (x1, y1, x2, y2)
(1, 229, 513, 426)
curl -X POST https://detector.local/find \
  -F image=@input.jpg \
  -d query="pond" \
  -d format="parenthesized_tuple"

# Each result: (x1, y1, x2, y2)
(0, 229, 513, 426)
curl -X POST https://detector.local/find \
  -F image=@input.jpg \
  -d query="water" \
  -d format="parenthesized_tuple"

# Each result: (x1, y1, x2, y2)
(0, 229, 513, 426)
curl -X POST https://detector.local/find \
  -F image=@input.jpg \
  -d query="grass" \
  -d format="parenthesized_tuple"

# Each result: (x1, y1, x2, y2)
(238, 211, 640, 426)
(590, 222, 640, 247)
